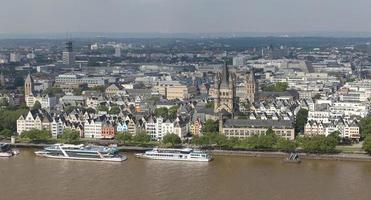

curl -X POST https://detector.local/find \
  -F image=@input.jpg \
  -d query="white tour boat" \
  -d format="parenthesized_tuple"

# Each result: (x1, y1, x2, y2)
(136, 148, 213, 162)
(35, 143, 127, 162)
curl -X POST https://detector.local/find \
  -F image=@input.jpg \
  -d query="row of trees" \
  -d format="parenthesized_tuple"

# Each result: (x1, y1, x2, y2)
(115, 132, 151, 144)
(192, 130, 338, 153)
(11, 126, 340, 154)
(115, 132, 182, 147)
(17, 128, 81, 144)
(19, 129, 52, 142)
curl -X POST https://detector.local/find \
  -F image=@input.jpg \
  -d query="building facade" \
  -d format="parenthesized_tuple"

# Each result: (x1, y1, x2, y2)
(221, 119, 295, 140)
(245, 71, 257, 103)
(210, 63, 237, 114)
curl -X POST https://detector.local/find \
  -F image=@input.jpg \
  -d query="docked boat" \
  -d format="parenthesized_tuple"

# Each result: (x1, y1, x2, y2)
(0, 143, 19, 157)
(136, 148, 213, 162)
(283, 153, 301, 163)
(35, 143, 127, 162)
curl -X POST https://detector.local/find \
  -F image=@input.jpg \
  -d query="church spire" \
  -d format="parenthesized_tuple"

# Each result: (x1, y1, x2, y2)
(24, 72, 34, 96)
(220, 61, 230, 88)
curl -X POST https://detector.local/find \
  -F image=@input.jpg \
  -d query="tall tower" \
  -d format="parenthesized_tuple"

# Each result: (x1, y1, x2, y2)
(24, 73, 34, 97)
(114, 46, 121, 57)
(211, 62, 236, 114)
(63, 40, 75, 67)
(245, 69, 257, 103)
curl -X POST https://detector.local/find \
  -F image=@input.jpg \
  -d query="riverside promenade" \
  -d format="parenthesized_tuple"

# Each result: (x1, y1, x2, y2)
(211, 150, 371, 162)
(5, 140, 371, 162)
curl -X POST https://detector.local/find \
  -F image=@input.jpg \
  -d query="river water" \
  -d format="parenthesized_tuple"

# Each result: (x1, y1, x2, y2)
(1, 149, 371, 200)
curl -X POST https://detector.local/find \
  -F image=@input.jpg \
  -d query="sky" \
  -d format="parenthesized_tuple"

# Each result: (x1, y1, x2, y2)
(0, 0, 371, 34)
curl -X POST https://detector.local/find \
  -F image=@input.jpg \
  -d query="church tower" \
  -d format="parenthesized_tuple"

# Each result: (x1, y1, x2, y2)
(24, 73, 34, 97)
(245, 70, 257, 103)
(211, 62, 237, 114)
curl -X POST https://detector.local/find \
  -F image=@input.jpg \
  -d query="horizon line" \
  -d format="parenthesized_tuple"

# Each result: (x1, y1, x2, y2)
(1, 31, 371, 39)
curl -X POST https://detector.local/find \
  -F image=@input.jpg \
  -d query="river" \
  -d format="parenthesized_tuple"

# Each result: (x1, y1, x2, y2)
(1, 149, 371, 200)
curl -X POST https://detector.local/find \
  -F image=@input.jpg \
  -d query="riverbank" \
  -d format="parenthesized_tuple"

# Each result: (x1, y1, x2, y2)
(5, 141, 371, 162)
(212, 150, 371, 162)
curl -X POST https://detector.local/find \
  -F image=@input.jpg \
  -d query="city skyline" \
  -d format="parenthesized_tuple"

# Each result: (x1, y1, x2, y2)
(1, 0, 371, 35)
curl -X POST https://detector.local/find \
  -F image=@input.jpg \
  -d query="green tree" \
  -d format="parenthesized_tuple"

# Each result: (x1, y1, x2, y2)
(133, 132, 151, 143)
(97, 105, 109, 112)
(359, 117, 371, 139)
(191, 135, 201, 146)
(64, 106, 76, 113)
(362, 136, 371, 154)
(328, 131, 341, 144)
(59, 129, 80, 144)
(85, 107, 96, 114)
(162, 133, 182, 147)
(20, 129, 51, 141)
(240, 135, 259, 149)
(262, 82, 288, 92)
(115, 132, 132, 142)
(108, 106, 121, 115)
(295, 109, 308, 134)
(168, 106, 179, 120)
(300, 135, 337, 154)
(0, 129, 13, 138)
(201, 119, 219, 134)
(0, 98, 9, 107)
(0, 107, 28, 131)
(194, 132, 219, 146)
(276, 138, 297, 152)
(257, 134, 276, 149)
(215, 134, 237, 149)
(154, 107, 169, 119)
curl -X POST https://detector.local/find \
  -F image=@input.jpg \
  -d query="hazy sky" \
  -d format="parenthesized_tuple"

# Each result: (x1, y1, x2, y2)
(0, 0, 370, 34)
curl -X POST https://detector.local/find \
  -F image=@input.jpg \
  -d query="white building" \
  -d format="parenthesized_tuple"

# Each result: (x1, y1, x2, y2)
(25, 95, 57, 109)
(145, 117, 157, 140)
(155, 117, 164, 140)
(233, 55, 247, 66)
(16, 110, 50, 134)
(62, 41, 75, 67)
(308, 110, 330, 123)
(51, 118, 64, 137)
(330, 102, 368, 118)
(114, 46, 121, 57)
(84, 119, 103, 139)
(10, 52, 21, 62)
